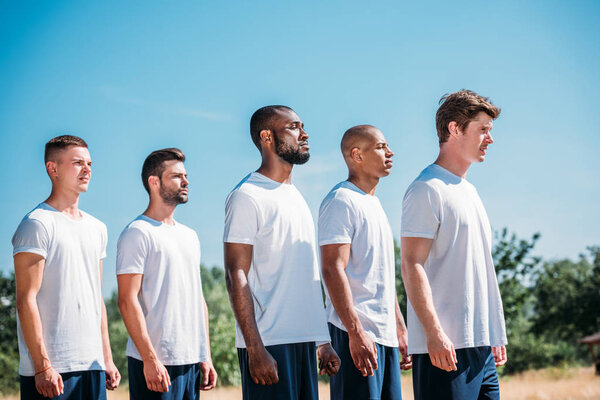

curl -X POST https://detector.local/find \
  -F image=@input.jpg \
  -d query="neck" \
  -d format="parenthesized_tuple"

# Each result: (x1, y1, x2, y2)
(143, 197, 177, 225)
(347, 171, 379, 195)
(256, 154, 294, 184)
(435, 146, 470, 178)
(45, 187, 81, 217)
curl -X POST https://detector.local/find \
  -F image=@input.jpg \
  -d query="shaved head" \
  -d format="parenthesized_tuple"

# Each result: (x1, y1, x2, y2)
(341, 125, 380, 159)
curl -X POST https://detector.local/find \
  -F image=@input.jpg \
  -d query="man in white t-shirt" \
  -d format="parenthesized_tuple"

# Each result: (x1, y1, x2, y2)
(401, 90, 508, 400)
(116, 148, 216, 400)
(224, 105, 340, 400)
(319, 125, 411, 400)
(12, 135, 120, 400)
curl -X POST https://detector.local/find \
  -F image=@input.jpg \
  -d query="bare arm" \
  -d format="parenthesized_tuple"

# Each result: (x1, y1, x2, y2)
(400, 237, 457, 371)
(199, 298, 217, 390)
(14, 252, 64, 398)
(394, 297, 412, 370)
(99, 260, 121, 390)
(117, 274, 171, 392)
(224, 242, 278, 385)
(320, 243, 377, 376)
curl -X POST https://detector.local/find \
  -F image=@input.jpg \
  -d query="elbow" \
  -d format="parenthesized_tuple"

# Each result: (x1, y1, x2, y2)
(117, 295, 129, 316)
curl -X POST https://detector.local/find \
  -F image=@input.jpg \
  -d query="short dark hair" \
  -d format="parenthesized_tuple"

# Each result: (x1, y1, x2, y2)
(436, 90, 501, 144)
(250, 105, 293, 150)
(44, 135, 88, 162)
(141, 148, 186, 193)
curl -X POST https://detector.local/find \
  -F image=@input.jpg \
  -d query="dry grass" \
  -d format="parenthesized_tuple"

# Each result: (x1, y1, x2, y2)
(4, 367, 599, 400)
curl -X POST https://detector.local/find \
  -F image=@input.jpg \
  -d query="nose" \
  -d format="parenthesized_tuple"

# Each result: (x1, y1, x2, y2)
(486, 132, 494, 144)
(182, 176, 189, 187)
(386, 147, 394, 157)
(299, 127, 309, 141)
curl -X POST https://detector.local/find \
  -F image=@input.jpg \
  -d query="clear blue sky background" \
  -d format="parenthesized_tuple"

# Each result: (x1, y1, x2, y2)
(1, 1, 598, 298)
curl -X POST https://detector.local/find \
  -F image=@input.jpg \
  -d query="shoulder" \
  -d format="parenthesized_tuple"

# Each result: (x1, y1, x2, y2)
(320, 183, 356, 212)
(16, 204, 54, 234)
(81, 210, 107, 232)
(119, 217, 153, 243)
(176, 222, 199, 239)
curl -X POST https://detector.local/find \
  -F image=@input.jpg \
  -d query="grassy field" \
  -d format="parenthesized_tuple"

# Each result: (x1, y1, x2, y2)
(4, 367, 599, 399)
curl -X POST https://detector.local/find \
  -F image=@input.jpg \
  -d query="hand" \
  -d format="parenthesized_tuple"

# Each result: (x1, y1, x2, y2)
(317, 343, 340, 376)
(35, 366, 64, 398)
(426, 329, 457, 372)
(397, 330, 412, 370)
(492, 346, 507, 367)
(248, 346, 278, 385)
(348, 329, 378, 376)
(143, 358, 171, 392)
(104, 360, 121, 390)
(199, 360, 218, 390)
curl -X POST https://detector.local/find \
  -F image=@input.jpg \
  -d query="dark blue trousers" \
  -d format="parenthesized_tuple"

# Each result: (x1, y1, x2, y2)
(128, 357, 201, 400)
(238, 342, 318, 400)
(329, 323, 402, 400)
(412, 346, 500, 400)
(20, 370, 106, 400)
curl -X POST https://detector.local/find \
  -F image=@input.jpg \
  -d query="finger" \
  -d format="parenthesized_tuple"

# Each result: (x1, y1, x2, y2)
(273, 363, 279, 384)
(161, 375, 169, 392)
(202, 367, 209, 386)
(446, 353, 457, 371)
(58, 374, 64, 393)
(370, 347, 379, 371)
(365, 359, 374, 377)
(451, 347, 458, 367)
(165, 370, 171, 388)
(430, 354, 440, 369)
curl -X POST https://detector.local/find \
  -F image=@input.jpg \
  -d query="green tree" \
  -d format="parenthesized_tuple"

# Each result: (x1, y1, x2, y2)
(105, 290, 129, 383)
(201, 265, 240, 386)
(0, 271, 19, 394)
(532, 247, 600, 351)
(394, 239, 407, 320)
(492, 228, 541, 337)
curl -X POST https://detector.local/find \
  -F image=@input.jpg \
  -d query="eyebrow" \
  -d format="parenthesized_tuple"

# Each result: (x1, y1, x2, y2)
(72, 158, 92, 163)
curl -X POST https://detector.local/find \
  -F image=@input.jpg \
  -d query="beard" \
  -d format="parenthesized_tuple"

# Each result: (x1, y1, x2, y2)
(159, 182, 188, 206)
(273, 131, 310, 165)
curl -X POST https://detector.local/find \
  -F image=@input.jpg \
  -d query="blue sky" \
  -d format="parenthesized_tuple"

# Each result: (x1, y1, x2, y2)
(1, 1, 599, 297)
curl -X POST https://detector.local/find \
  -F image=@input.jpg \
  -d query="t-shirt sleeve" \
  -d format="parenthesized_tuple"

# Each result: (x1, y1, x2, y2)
(401, 181, 440, 239)
(223, 190, 259, 245)
(12, 218, 50, 258)
(116, 227, 148, 275)
(318, 196, 354, 246)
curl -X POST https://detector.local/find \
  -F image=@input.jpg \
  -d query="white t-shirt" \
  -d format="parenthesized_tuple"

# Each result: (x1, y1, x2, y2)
(318, 181, 399, 347)
(223, 172, 330, 348)
(12, 203, 107, 376)
(401, 164, 507, 354)
(116, 215, 208, 365)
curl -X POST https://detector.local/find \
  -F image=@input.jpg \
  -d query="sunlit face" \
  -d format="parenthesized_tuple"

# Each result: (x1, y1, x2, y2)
(158, 160, 189, 205)
(271, 109, 310, 165)
(456, 112, 494, 163)
(49, 146, 92, 194)
(359, 129, 394, 178)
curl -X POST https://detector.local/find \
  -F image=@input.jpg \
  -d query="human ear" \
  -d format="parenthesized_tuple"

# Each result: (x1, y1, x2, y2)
(448, 121, 459, 137)
(351, 147, 362, 162)
(260, 129, 272, 145)
(45, 161, 58, 177)
(148, 175, 160, 191)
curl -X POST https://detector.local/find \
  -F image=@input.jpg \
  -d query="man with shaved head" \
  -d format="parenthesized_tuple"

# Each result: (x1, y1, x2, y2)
(319, 125, 411, 400)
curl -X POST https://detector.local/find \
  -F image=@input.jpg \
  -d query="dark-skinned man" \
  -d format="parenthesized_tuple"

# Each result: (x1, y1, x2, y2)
(319, 125, 411, 400)
(224, 105, 340, 400)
